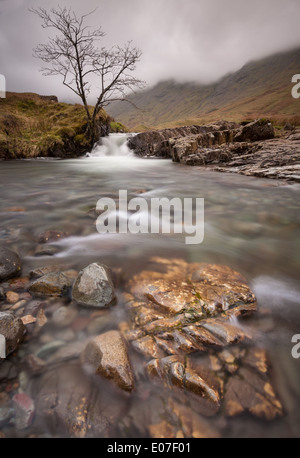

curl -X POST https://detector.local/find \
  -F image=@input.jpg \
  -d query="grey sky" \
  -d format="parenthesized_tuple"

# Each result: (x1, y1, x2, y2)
(0, 0, 300, 103)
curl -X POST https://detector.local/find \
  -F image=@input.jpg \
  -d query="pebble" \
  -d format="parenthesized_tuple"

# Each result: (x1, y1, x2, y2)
(6, 291, 20, 304)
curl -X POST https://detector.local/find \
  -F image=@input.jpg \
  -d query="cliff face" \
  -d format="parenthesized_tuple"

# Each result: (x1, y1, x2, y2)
(0, 92, 111, 159)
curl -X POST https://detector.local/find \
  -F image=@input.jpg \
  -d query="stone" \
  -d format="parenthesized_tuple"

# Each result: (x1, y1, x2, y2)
(0, 311, 24, 357)
(0, 360, 18, 380)
(52, 305, 77, 327)
(72, 263, 115, 308)
(37, 230, 69, 244)
(122, 257, 283, 422)
(0, 406, 14, 428)
(28, 272, 73, 297)
(0, 247, 22, 281)
(31, 363, 124, 437)
(146, 356, 221, 416)
(34, 245, 61, 257)
(12, 393, 35, 430)
(125, 258, 256, 360)
(6, 291, 20, 304)
(0, 287, 5, 301)
(81, 330, 135, 392)
(21, 315, 37, 325)
(234, 119, 275, 142)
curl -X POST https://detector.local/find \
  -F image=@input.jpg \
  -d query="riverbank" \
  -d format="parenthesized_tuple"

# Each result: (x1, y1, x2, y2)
(0, 92, 113, 160)
(128, 120, 300, 183)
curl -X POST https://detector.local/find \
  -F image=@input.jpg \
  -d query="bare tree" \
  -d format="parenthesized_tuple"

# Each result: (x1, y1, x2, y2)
(30, 6, 144, 146)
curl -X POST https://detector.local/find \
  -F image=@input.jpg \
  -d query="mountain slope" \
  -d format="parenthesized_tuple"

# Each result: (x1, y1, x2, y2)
(107, 48, 300, 130)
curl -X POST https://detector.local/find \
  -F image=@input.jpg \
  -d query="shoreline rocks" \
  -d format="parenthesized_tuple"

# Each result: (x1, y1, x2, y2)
(128, 120, 300, 183)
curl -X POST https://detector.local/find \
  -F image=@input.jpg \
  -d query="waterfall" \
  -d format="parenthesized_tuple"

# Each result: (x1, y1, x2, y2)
(87, 133, 134, 157)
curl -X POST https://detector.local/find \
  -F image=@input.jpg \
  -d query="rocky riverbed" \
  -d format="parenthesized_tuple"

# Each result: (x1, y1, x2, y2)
(128, 120, 300, 183)
(0, 245, 286, 437)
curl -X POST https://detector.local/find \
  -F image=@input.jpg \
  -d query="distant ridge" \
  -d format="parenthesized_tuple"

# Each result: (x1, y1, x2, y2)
(107, 48, 300, 130)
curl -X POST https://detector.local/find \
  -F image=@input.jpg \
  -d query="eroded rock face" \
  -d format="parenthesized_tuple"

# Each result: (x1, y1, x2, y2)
(121, 257, 282, 421)
(0, 247, 22, 281)
(72, 263, 115, 308)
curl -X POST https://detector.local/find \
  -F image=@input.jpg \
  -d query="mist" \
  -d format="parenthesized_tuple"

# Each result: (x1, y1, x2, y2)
(1, 0, 300, 103)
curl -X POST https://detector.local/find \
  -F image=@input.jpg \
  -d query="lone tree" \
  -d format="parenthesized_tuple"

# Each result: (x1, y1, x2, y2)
(31, 6, 144, 146)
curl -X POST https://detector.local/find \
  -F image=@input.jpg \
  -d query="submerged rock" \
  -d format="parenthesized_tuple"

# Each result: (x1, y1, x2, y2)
(72, 263, 115, 308)
(121, 257, 282, 421)
(81, 330, 134, 392)
(30, 363, 125, 437)
(12, 393, 35, 430)
(0, 311, 24, 357)
(0, 247, 22, 281)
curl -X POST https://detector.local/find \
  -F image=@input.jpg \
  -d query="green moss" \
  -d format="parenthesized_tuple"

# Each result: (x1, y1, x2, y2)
(110, 121, 128, 133)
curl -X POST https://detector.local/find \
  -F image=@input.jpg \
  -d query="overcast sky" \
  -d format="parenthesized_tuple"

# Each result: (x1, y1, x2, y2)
(1, 0, 300, 103)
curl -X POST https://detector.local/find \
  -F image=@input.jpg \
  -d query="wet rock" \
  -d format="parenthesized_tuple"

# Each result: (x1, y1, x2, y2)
(12, 393, 35, 430)
(123, 257, 282, 422)
(52, 305, 77, 327)
(0, 287, 5, 301)
(0, 360, 18, 380)
(24, 354, 46, 375)
(37, 230, 69, 244)
(31, 363, 124, 437)
(28, 272, 73, 297)
(21, 315, 37, 325)
(81, 330, 135, 392)
(234, 119, 275, 142)
(125, 258, 256, 359)
(6, 291, 20, 304)
(146, 355, 221, 416)
(29, 265, 63, 279)
(34, 245, 61, 257)
(0, 311, 24, 357)
(0, 247, 22, 281)
(0, 406, 14, 427)
(72, 263, 115, 308)
(36, 341, 66, 360)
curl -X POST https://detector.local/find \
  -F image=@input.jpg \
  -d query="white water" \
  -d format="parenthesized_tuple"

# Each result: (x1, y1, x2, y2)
(87, 133, 134, 157)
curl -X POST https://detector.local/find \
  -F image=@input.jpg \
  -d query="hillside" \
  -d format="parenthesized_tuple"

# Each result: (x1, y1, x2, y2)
(0, 92, 112, 159)
(108, 48, 300, 131)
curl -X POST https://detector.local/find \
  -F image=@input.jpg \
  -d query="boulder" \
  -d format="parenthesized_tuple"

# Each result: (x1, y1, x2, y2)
(0, 247, 22, 281)
(234, 119, 275, 142)
(72, 263, 115, 308)
(81, 330, 134, 392)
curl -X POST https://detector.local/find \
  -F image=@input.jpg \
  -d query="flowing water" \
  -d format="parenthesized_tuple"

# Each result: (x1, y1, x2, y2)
(0, 133, 300, 437)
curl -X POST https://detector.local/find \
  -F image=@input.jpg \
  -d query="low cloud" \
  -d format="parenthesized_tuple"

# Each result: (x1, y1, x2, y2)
(0, 0, 300, 102)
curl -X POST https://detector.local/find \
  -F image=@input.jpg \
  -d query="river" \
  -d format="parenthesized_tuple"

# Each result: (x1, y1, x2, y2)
(0, 133, 300, 437)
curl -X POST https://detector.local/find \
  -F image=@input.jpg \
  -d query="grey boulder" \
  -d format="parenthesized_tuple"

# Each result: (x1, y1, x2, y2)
(72, 263, 115, 308)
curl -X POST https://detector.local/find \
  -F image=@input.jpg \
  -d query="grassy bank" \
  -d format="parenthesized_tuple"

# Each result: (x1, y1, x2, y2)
(0, 92, 117, 159)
